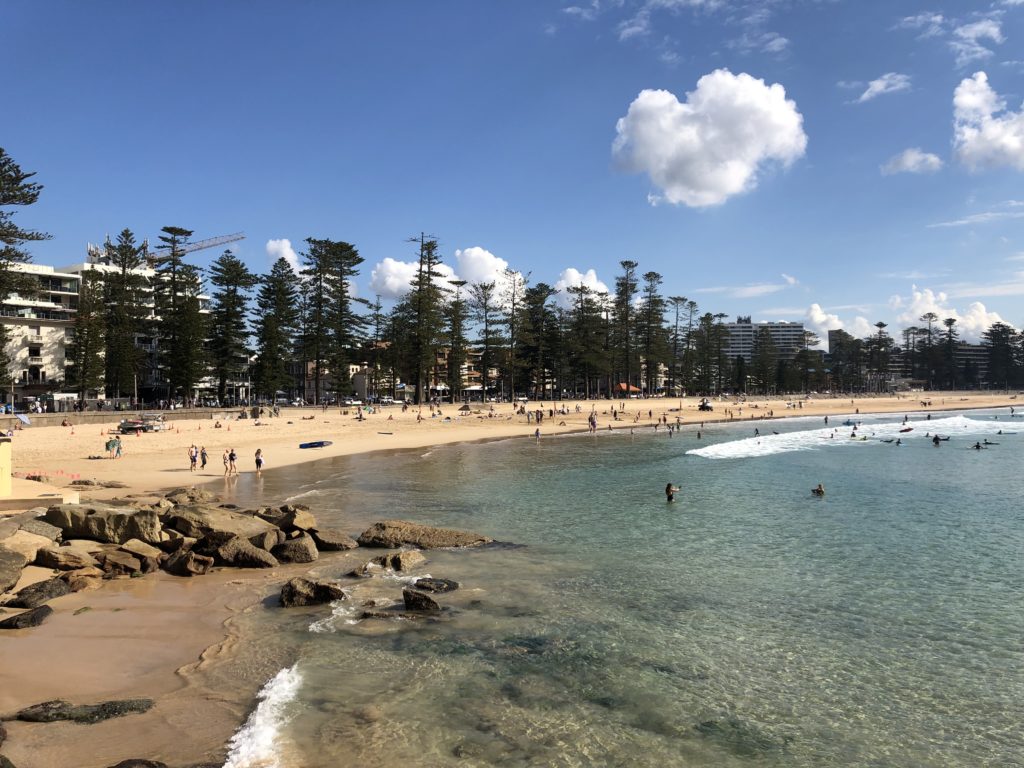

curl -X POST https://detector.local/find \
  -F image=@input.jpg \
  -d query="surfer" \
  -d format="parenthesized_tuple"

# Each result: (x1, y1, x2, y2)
(933, 435, 941, 446)
(896, 438, 901, 446)
(665, 483, 680, 502)
(812, 483, 825, 497)
(973, 442, 983, 450)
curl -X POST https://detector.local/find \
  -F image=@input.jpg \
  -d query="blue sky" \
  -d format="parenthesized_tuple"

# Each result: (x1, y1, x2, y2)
(5, 0, 1024, 344)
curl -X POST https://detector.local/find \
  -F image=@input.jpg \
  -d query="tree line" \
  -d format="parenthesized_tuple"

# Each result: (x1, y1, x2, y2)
(4, 145, 1024, 402)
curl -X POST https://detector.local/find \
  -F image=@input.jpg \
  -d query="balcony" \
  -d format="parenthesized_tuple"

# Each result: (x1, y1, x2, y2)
(27, 356, 44, 365)
(24, 334, 43, 344)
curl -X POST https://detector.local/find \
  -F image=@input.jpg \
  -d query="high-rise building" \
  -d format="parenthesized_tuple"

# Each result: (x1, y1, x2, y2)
(723, 317, 806, 363)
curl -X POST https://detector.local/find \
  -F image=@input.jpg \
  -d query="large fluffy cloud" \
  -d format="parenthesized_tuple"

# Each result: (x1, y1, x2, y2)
(612, 69, 807, 207)
(369, 257, 457, 299)
(266, 238, 300, 273)
(453, 246, 509, 286)
(553, 267, 610, 307)
(891, 285, 1008, 341)
(954, 71, 1024, 170)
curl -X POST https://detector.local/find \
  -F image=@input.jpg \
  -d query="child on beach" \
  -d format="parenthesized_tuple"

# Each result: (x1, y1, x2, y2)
(255, 448, 264, 476)
(200, 446, 208, 469)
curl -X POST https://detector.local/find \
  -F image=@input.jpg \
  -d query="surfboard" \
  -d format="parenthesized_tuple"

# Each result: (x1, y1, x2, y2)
(299, 440, 333, 449)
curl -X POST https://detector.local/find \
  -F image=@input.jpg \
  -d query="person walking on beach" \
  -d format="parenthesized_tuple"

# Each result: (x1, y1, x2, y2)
(188, 444, 198, 472)
(200, 446, 208, 469)
(255, 448, 264, 476)
(114, 436, 122, 459)
(665, 483, 680, 502)
(222, 449, 230, 475)
(228, 448, 238, 474)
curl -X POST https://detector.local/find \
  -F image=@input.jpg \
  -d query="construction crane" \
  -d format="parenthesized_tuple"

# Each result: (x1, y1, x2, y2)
(87, 232, 246, 266)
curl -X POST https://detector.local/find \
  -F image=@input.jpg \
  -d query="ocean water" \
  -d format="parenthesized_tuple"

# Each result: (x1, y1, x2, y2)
(210, 410, 1024, 767)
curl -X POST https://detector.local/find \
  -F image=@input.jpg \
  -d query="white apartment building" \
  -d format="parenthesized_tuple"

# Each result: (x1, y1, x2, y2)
(722, 317, 807, 363)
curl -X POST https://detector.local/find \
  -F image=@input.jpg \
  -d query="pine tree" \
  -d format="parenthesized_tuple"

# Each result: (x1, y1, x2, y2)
(208, 249, 258, 403)
(638, 271, 668, 395)
(502, 268, 529, 398)
(445, 281, 470, 402)
(519, 283, 557, 399)
(68, 271, 106, 399)
(470, 281, 505, 399)
(102, 229, 148, 399)
(612, 260, 639, 392)
(0, 148, 51, 386)
(407, 235, 448, 403)
(252, 257, 301, 400)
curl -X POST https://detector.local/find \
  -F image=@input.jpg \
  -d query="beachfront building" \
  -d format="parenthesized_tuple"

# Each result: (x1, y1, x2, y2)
(0, 264, 80, 400)
(723, 317, 807, 364)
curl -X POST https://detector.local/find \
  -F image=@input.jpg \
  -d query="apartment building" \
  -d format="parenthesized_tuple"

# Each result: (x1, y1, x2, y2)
(723, 317, 807, 363)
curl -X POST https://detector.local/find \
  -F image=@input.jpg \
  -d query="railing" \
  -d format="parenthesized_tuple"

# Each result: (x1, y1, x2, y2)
(24, 334, 43, 343)
(27, 356, 44, 365)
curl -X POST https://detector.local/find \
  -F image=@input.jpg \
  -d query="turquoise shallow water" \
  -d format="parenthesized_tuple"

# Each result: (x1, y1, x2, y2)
(216, 410, 1024, 767)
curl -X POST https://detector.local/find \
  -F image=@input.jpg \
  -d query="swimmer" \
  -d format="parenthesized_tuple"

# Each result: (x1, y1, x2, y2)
(811, 483, 825, 497)
(665, 483, 680, 502)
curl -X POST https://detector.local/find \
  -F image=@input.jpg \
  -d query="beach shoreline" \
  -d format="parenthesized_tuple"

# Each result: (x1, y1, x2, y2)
(1, 392, 1020, 766)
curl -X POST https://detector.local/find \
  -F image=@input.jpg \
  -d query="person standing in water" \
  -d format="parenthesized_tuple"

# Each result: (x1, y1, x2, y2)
(665, 483, 680, 502)
(254, 448, 264, 476)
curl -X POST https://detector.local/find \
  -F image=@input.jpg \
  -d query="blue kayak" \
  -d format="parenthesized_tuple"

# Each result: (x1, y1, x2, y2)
(299, 440, 333, 449)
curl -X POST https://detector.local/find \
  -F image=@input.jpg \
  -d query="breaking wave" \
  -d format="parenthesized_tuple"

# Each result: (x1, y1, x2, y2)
(222, 664, 302, 767)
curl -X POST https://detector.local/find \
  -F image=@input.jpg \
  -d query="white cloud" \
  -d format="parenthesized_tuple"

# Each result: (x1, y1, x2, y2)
(929, 210, 1024, 227)
(848, 316, 875, 339)
(368, 257, 458, 299)
(553, 267, 610, 307)
(781, 273, 798, 286)
(695, 282, 788, 298)
(612, 69, 807, 207)
(950, 20, 1004, 67)
(805, 303, 843, 340)
(453, 246, 510, 286)
(895, 12, 945, 38)
(266, 238, 300, 274)
(727, 31, 790, 55)
(953, 71, 1024, 170)
(857, 73, 911, 103)
(881, 148, 944, 175)
(893, 285, 1009, 341)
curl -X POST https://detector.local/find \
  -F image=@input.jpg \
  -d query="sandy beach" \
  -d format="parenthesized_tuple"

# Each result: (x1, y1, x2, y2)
(1, 391, 1020, 767)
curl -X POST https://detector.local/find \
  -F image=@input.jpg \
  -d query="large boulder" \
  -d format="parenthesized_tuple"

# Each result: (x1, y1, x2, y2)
(248, 529, 286, 552)
(163, 550, 214, 577)
(256, 504, 317, 532)
(7, 577, 71, 608)
(119, 539, 163, 560)
(309, 528, 358, 551)
(44, 503, 162, 545)
(402, 588, 441, 612)
(414, 577, 460, 593)
(35, 546, 99, 571)
(193, 532, 278, 568)
(164, 487, 217, 506)
(15, 698, 153, 723)
(165, 506, 277, 540)
(0, 605, 53, 629)
(271, 533, 318, 564)
(61, 566, 106, 592)
(280, 577, 346, 607)
(0, 530, 50, 566)
(19, 518, 62, 542)
(96, 550, 144, 576)
(0, 546, 28, 594)
(357, 520, 493, 549)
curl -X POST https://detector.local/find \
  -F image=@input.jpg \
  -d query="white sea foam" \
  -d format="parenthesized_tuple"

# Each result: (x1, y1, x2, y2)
(222, 664, 302, 768)
(308, 600, 361, 632)
(283, 489, 323, 503)
(687, 415, 1003, 460)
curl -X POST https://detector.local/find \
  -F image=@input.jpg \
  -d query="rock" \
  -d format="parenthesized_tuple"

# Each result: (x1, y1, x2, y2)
(15, 698, 153, 723)
(119, 538, 163, 560)
(280, 576, 346, 607)
(0, 721, 6, 747)
(0, 530, 52, 563)
(271, 533, 318, 564)
(164, 487, 216, 506)
(309, 528, 358, 551)
(96, 550, 144, 576)
(0, 755, 14, 768)
(163, 550, 214, 577)
(402, 588, 441, 612)
(107, 761, 168, 768)
(387, 550, 426, 571)
(165, 506, 277, 540)
(61, 566, 106, 592)
(257, 504, 317, 532)
(0, 605, 53, 629)
(18, 518, 62, 542)
(193, 532, 278, 568)
(248, 529, 286, 552)
(70, 478, 98, 486)
(352, 704, 382, 723)
(35, 546, 99, 571)
(44, 504, 162, 545)
(357, 520, 493, 549)
(7, 577, 71, 608)
(156, 531, 194, 554)
(0, 546, 28, 594)
(413, 577, 460, 593)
